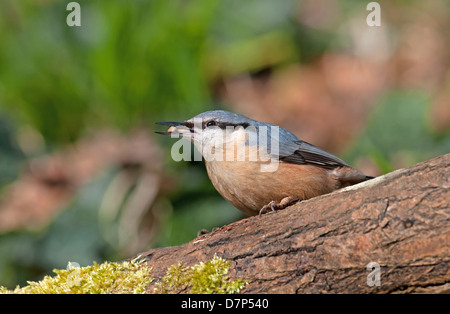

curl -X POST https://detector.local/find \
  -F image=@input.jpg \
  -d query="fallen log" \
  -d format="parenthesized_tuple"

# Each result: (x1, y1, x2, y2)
(137, 153, 450, 293)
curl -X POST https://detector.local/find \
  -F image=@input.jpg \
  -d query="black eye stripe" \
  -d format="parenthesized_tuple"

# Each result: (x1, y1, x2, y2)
(224, 122, 249, 129)
(183, 121, 194, 129)
(211, 122, 250, 129)
(184, 120, 250, 129)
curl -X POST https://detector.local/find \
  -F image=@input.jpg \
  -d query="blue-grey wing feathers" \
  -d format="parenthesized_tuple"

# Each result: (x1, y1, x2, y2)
(279, 140, 349, 169)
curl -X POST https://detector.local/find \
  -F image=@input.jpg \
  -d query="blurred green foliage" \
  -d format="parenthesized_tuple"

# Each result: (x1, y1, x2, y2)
(0, 0, 222, 143)
(0, 0, 448, 289)
(0, 118, 24, 188)
(345, 91, 450, 172)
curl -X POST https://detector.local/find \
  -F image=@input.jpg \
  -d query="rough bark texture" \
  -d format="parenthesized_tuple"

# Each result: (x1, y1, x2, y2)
(137, 153, 450, 294)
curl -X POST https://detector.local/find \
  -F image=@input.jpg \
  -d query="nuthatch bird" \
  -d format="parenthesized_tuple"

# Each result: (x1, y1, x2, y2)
(156, 110, 374, 216)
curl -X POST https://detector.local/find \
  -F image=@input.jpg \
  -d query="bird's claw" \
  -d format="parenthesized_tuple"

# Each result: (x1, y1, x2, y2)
(197, 227, 219, 237)
(259, 197, 299, 217)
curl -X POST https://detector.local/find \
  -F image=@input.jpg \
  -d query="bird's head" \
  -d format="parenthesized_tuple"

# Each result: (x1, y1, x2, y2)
(156, 110, 262, 156)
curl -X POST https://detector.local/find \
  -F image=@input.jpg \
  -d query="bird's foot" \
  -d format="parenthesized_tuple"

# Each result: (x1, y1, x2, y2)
(197, 227, 219, 237)
(259, 196, 299, 217)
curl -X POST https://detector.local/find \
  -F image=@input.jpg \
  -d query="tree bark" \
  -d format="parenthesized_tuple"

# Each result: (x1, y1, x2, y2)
(137, 153, 450, 293)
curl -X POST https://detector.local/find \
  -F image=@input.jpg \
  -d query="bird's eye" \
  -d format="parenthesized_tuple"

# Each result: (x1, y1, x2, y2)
(206, 120, 216, 127)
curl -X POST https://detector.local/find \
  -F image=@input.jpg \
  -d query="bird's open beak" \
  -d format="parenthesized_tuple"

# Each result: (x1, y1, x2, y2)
(155, 121, 194, 138)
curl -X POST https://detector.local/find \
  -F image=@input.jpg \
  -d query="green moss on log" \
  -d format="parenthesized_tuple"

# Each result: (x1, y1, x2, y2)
(154, 254, 248, 294)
